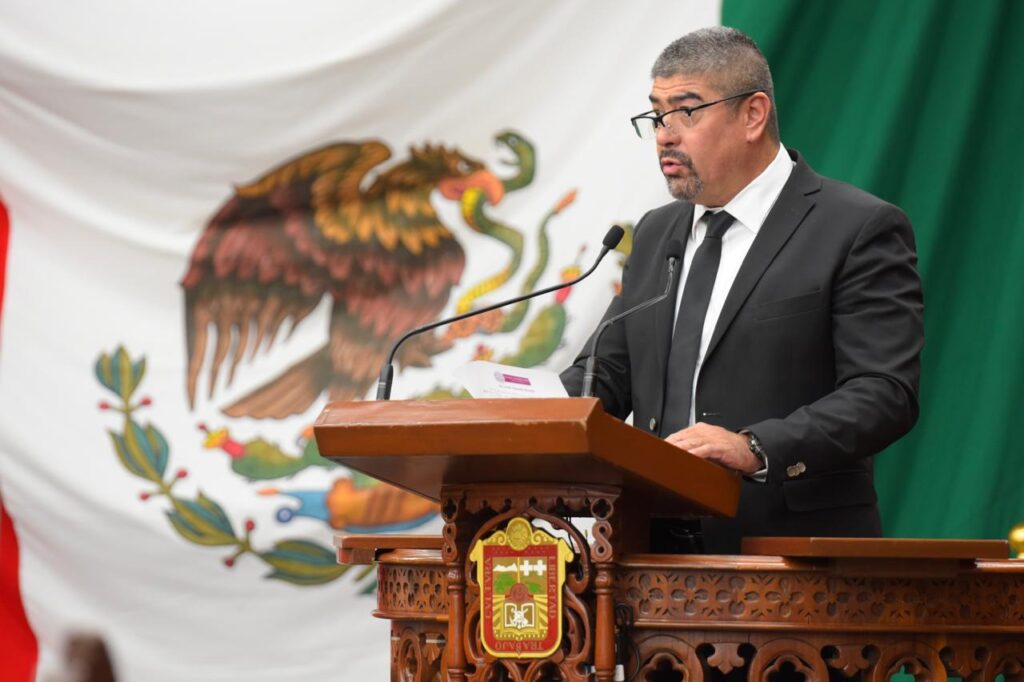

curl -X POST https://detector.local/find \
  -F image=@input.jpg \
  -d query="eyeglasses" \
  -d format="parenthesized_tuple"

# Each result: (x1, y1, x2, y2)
(630, 89, 764, 138)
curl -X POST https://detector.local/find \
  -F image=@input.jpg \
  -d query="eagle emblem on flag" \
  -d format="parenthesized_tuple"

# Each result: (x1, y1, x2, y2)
(469, 517, 573, 659)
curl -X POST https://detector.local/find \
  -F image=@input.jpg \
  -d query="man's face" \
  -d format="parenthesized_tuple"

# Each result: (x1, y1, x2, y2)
(649, 74, 746, 206)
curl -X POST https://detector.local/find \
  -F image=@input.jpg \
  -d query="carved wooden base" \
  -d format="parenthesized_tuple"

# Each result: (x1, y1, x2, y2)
(627, 633, 1024, 681)
(374, 549, 1024, 681)
(391, 621, 448, 682)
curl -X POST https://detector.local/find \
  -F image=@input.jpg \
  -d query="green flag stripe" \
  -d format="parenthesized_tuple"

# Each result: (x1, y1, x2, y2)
(724, 0, 1024, 540)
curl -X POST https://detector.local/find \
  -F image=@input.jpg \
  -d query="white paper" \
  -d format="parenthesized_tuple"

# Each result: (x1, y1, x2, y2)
(454, 361, 569, 399)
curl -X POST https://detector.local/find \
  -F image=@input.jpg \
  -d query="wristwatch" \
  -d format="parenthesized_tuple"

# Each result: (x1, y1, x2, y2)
(742, 430, 768, 469)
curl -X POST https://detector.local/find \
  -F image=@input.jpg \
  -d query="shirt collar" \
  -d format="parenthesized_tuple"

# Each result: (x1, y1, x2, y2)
(691, 144, 794, 238)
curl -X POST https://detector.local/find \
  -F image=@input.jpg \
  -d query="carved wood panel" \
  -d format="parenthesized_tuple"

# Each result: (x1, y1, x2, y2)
(378, 564, 449, 619)
(617, 567, 1024, 630)
(625, 634, 1024, 682)
(392, 623, 447, 682)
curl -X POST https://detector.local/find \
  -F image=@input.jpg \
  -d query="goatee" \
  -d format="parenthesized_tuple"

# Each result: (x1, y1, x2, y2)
(661, 151, 703, 201)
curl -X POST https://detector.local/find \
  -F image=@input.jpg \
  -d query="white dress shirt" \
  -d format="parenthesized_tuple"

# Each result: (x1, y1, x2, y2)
(673, 144, 794, 427)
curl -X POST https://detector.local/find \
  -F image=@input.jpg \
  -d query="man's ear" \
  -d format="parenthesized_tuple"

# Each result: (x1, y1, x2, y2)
(745, 92, 771, 142)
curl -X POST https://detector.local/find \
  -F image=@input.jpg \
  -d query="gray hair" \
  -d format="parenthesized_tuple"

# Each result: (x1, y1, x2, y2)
(651, 27, 779, 141)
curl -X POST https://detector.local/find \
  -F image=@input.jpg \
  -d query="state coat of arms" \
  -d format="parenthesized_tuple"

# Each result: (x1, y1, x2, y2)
(469, 517, 573, 659)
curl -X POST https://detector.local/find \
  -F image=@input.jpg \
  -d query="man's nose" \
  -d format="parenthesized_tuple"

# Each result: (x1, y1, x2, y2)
(655, 122, 679, 146)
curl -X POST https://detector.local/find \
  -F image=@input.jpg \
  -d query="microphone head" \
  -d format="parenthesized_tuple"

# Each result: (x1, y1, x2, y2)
(602, 225, 625, 250)
(666, 238, 684, 260)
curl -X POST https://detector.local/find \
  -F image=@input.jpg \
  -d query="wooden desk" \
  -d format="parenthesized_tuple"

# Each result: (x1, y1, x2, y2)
(339, 534, 1024, 681)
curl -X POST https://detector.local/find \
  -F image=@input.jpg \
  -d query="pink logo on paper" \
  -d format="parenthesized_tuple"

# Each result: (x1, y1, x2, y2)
(494, 372, 531, 386)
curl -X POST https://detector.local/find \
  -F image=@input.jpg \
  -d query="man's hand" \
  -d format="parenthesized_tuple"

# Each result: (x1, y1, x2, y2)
(664, 423, 762, 475)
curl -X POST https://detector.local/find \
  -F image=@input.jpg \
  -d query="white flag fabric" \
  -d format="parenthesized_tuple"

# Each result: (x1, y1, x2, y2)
(0, 2, 718, 679)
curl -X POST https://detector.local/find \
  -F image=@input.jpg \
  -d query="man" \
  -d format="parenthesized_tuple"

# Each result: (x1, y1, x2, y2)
(561, 27, 924, 554)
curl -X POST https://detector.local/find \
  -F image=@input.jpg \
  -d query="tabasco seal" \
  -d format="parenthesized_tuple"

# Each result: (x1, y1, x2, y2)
(469, 517, 574, 659)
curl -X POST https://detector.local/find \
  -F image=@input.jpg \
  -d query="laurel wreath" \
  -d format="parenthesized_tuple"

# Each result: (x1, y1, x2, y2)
(95, 346, 372, 587)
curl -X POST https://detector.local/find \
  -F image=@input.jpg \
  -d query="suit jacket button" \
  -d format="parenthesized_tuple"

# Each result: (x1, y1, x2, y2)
(649, 417, 657, 431)
(786, 462, 807, 478)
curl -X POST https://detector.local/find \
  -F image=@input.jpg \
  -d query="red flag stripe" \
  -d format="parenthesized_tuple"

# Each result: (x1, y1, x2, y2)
(0, 197, 39, 680)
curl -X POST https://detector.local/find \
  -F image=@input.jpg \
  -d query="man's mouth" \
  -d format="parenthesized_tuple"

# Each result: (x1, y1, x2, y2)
(660, 154, 689, 176)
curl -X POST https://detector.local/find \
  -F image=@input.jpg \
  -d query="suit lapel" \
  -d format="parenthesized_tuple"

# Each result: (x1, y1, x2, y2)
(653, 202, 693, 385)
(703, 154, 821, 364)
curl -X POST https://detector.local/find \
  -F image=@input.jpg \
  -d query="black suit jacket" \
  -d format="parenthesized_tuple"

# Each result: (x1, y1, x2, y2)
(561, 150, 924, 553)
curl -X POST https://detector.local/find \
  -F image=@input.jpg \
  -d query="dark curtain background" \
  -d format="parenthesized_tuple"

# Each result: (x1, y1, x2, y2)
(725, 0, 1024, 540)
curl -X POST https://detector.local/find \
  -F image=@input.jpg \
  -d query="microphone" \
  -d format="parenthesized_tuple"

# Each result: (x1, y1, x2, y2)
(375, 225, 626, 400)
(580, 238, 683, 398)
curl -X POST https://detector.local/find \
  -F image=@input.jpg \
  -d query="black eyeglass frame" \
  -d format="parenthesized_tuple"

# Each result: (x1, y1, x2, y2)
(630, 89, 765, 138)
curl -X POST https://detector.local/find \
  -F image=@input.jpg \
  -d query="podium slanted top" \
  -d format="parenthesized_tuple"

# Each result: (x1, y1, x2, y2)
(314, 397, 738, 519)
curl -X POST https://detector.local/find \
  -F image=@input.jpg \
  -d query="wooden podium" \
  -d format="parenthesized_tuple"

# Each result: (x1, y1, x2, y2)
(315, 398, 1024, 682)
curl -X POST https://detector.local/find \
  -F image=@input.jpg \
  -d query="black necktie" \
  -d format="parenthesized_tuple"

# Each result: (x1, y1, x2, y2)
(661, 210, 735, 436)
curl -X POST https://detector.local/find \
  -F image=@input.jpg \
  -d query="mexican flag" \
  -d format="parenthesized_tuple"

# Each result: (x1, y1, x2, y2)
(0, 1, 716, 679)
(4, 1, 1024, 680)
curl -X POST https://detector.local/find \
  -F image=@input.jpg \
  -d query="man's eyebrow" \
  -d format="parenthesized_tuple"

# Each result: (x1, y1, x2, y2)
(648, 90, 705, 106)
